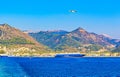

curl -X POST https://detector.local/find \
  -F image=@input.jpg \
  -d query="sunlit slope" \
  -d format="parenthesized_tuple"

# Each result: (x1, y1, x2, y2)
(0, 24, 49, 53)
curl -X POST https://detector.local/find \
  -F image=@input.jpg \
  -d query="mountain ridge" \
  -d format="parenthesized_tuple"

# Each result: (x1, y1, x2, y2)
(29, 27, 120, 51)
(0, 24, 49, 55)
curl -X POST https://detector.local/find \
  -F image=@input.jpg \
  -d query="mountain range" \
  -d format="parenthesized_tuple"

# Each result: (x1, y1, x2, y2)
(0, 23, 120, 54)
(29, 27, 120, 52)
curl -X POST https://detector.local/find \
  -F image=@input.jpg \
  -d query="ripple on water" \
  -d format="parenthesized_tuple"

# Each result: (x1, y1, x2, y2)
(1, 57, 120, 77)
(0, 57, 29, 77)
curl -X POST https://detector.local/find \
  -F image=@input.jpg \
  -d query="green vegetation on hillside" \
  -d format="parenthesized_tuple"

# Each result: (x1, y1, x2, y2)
(1, 24, 120, 57)
(0, 24, 49, 56)
(29, 27, 120, 52)
(0, 50, 5, 54)
(85, 44, 103, 51)
(112, 46, 120, 52)
(0, 37, 34, 45)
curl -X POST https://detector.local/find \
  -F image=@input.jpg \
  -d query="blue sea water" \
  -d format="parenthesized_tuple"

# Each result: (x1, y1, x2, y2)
(1, 57, 120, 77)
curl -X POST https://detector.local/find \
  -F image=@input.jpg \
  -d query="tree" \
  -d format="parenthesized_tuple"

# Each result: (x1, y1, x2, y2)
(112, 46, 120, 52)
(0, 50, 5, 54)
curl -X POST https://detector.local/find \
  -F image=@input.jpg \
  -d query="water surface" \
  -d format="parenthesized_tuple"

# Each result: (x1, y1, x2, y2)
(1, 57, 120, 77)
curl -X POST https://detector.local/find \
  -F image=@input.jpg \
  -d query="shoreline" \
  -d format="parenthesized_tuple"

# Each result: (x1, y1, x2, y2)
(1, 53, 120, 58)
(1, 55, 120, 58)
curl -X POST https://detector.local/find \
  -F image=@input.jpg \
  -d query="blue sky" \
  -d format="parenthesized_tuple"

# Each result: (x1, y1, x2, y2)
(0, 0, 120, 38)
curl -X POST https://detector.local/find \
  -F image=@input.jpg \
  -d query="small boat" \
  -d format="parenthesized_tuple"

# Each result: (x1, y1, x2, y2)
(55, 54, 85, 58)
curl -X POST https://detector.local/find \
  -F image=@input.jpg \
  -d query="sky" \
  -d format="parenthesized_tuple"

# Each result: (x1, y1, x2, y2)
(0, 0, 120, 39)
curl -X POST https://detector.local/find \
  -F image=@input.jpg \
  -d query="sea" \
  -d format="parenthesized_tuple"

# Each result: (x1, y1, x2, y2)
(0, 57, 120, 77)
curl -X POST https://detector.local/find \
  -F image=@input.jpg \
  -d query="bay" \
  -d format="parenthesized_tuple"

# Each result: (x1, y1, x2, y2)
(1, 57, 120, 77)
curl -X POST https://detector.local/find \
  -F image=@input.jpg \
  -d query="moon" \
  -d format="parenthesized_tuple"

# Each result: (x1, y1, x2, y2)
(69, 10, 77, 13)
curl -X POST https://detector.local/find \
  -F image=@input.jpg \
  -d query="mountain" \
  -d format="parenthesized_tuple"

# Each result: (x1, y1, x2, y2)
(69, 27, 119, 46)
(0, 24, 48, 55)
(29, 30, 69, 50)
(29, 27, 120, 51)
(0, 24, 39, 45)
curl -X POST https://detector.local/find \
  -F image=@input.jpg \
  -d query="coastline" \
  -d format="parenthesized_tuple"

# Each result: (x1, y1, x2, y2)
(1, 54, 120, 58)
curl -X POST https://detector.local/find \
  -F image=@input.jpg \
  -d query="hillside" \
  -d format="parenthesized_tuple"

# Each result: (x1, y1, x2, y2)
(0, 24, 38, 45)
(29, 27, 120, 52)
(0, 24, 49, 56)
